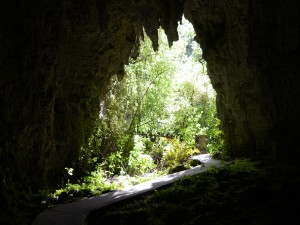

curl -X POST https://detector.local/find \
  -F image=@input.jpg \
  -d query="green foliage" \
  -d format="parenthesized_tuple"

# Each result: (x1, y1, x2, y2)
(64, 17, 226, 199)
(226, 159, 268, 175)
(1, 18, 228, 225)
(150, 137, 169, 168)
(128, 135, 156, 175)
(206, 118, 225, 155)
(106, 150, 126, 175)
(202, 98, 225, 156)
(161, 138, 199, 170)
(89, 159, 286, 225)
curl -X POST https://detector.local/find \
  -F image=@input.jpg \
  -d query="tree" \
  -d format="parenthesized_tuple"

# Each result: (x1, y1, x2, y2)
(81, 17, 224, 176)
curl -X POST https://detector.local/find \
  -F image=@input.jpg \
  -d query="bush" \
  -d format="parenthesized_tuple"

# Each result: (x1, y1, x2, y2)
(162, 138, 199, 170)
(128, 135, 156, 175)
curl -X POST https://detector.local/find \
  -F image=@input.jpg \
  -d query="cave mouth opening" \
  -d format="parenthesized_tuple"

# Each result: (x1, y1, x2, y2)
(60, 17, 224, 195)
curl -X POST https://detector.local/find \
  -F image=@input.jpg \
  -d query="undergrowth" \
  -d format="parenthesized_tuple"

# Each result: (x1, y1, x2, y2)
(42, 169, 167, 207)
(87, 159, 300, 225)
(4, 158, 299, 225)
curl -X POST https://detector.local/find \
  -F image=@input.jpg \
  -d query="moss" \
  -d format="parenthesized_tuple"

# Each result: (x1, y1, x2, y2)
(87, 160, 300, 225)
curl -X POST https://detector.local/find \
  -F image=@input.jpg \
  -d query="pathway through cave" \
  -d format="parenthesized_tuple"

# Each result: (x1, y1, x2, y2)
(32, 17, 223, 225)
(32, 154, 223, 225)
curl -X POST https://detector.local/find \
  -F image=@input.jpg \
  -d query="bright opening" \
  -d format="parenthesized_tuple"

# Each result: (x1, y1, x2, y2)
(56, 17, 224, 199)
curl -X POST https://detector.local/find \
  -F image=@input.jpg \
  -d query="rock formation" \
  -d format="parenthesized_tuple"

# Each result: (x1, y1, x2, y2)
(0, 0, 299, 209)
(185, 0, 300, 161)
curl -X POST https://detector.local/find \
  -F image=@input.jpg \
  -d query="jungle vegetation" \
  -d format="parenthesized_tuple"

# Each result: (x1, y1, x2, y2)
(44, 18, 225, 202)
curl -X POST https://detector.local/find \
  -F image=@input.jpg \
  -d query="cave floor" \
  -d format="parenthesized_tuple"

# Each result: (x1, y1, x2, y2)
(30, 155, 300, 225)
(32, 154, 223, 225)
(87, 159, 300, 225)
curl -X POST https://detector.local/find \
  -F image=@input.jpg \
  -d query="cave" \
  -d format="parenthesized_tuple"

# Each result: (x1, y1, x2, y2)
(0, 0, 300, 224)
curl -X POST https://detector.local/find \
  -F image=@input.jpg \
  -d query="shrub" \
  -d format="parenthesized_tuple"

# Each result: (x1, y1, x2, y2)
(162, 138, 199, 170)
(128, 135, 156, 175)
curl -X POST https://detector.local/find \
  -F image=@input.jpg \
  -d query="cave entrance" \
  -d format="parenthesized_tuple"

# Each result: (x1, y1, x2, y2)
(76, 17, 222, 191)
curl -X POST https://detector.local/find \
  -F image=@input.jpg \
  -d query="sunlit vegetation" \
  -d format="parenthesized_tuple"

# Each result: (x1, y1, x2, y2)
(46, 18, 224, 204)
(87, 160, 300, 225)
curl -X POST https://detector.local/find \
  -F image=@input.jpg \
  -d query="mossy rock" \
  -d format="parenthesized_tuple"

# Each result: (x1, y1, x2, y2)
(168, 165, 186, 174)
(187, 159, 204, 167)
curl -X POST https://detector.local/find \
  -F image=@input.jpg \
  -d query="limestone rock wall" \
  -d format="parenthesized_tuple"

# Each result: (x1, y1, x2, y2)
(0, 0, 134, 188)
(184, 0, 300, 160)
(0, 0, 183, 190)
